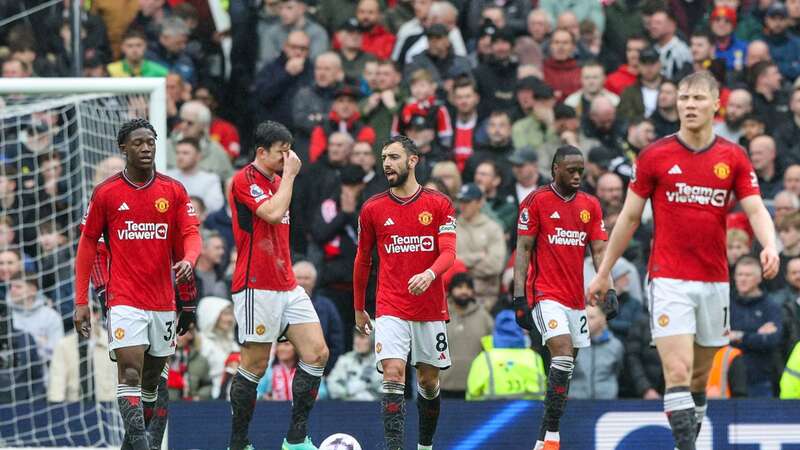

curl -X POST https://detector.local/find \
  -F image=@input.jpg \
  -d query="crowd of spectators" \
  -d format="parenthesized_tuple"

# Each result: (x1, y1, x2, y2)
(3, 0, 800, 403)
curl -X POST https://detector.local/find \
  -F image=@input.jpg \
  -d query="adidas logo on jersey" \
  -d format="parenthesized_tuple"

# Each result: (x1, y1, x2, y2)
(384, 218, 395, 226)
(668, 164, 683, 175)
(550, 211, 560, 219)
(118, 202, 130, 211)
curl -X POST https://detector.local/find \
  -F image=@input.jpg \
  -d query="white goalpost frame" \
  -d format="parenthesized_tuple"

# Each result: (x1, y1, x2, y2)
(0, 77, 168, 450)
(0, 78, 168, 170)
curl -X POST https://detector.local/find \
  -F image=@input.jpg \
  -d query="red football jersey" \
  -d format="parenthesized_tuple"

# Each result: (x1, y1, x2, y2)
(518, 185, 607, 310)
(358, 187, 456, 321)
(80, 172, 200, 311)
(230, 164, 297, 293)
(629, 135, 760, 282)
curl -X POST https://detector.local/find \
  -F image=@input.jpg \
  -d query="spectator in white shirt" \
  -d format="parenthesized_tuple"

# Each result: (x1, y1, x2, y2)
(165, 137, 224, 213)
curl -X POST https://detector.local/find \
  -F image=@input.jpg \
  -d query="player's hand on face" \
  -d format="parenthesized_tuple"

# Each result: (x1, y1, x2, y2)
(173, 260, 194, 284)
(73, 305, 91, 338)
(760, 247, 780, 279)
(586, 275, 610, 306)
(408, 270, 434, 295)
(355, 310, 372, 335)
(282, 149, 302, 178)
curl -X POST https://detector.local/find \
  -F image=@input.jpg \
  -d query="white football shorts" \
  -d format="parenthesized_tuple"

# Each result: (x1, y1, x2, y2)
(374, 315, 451, 371)
(232, 286, 320, 344)
(532, 300, 590, 348)
(107, 305, 176, 360)
(648, 278, 730, 347)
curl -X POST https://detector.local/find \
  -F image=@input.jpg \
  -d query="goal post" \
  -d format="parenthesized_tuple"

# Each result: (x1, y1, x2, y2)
(0, 77, 168, 449)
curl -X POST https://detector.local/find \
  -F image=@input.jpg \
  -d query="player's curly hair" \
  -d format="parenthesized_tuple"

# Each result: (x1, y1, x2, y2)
(551, 144, 583, 178)
(382, 135, 419, 156)
(117, 118, 157, 146)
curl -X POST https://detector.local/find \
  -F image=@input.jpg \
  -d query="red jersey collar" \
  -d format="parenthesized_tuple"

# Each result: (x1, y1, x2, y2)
(549, 183, 577, 202)
(122, 169, 155, 190)
(675, 133, 718, 154)
(388, 185, 423, 205)
(249, 162, 275, 182)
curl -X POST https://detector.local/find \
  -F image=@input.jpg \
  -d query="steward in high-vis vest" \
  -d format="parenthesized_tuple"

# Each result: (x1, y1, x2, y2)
(466, 310, 546, 400)
(780, 341, 800, 399)
(706, 345, 748, 398)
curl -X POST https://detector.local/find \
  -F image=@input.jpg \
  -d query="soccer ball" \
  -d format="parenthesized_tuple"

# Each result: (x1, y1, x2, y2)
(319, 433, 362, 450)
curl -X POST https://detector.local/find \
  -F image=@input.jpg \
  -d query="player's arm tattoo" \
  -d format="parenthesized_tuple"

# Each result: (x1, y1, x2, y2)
(513, 234, 535, 297)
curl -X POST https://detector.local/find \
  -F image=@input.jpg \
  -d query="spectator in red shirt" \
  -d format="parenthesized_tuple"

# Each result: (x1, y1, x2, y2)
(309, 85, 377, 162)
(193, 84, 241, 161)
(356, 0, 396, 60)
(605, 34, 648, 96)
(543, 28, 582, 102)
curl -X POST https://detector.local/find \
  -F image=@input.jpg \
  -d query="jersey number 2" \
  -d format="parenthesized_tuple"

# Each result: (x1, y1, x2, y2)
(580, 316, 588, 334)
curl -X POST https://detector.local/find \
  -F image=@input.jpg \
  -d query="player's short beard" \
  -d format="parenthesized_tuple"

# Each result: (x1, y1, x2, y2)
(388, 164, 410, 187)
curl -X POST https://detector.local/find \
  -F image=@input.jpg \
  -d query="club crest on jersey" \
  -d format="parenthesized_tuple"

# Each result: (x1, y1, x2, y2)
(256, 324, 266, 336)
(548, 320, 558, 329)
(579, 210, 591, 223)
(658, 314, 670, 327)
(114, 328, 125, 340)
(376, 342, 382, 353)
(250, 183, 267, 202)
(418, 211, 433, 225)
(154, 198, 169, 213)
(713, 162, 731, 180)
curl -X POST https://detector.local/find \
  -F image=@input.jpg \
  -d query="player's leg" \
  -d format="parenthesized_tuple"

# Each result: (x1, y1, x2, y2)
(415, 364, 441, 450)
(409, 320, 450, 450)
(284, 322, 329, 447)
(141, 356, 169, 450)
(532, 301, 582, 450)
(229, 289, 278, 450)
(282, 285, 329, 448)
(115, 345, 149, 450)
(375, 316, 413, 450)
(651, 278, 700, 450)
(690, 281, 729, 440)
(109, 305, 151, 450)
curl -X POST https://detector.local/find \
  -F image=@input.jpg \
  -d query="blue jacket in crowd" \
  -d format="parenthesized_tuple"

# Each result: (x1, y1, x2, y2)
(730, 293, 783, 388)
(0, 329, 45, 403)
(765, 31, 800, 81)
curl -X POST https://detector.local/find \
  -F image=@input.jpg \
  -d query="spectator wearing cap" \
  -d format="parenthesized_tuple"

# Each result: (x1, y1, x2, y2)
(710, 5, 748, 72)
(466, 0, 531, 38)
(396, 69, 453, 148)
(334, 17, 373, 83)
(464, 110, 515, 184)
(405, 23, 472, 86)
(618, 46, 663, 122)
(648, 8, 692, 80)
(740, 113, 767, 149)
(469, 18, 499, 66)
(451, 78, 483, 173)
(474, 27, 519, 117)
(605, 34, 648, 96)
(456, 183, 507, 308)
(403, 1, 467, 65)
(698, 0, 763, 43)
(510, 77, 558, 155)
(564, 61, 620, 119)
(404, 113, 450, 184)
(584, 97, 627, 156)
(145, 16, 196, 85)
(543, 28, 582, 102)
(309, 84, 376, 163)
(254, 0, 329, 74)
(503, 146, 549, 207)
(310, 164, 367, 339)
(650, 80, 680, 138)
(750, 61, 790, 136)
(474, 159, 518, 234)
(440, 272, 495, 398)
(764, 2, 800, 81)
(250, 29, 313, 128)
(291, 52, 345, 159)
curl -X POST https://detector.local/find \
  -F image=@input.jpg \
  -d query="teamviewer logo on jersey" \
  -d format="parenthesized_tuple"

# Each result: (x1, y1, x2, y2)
(547, 227, 587, 246)
(384, 235, 435, 253)
(117, 221, 168, 240)
(666, 183, 728, 207)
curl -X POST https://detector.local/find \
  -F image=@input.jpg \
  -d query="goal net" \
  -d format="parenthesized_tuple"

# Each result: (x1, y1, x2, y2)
(0, 78, 166, 448)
